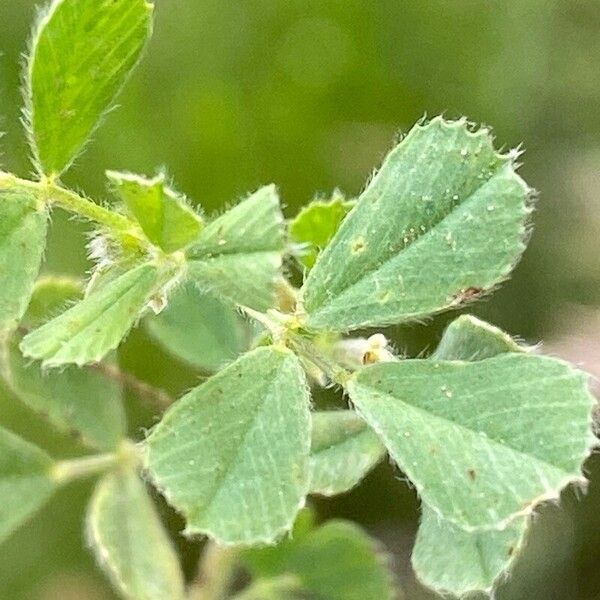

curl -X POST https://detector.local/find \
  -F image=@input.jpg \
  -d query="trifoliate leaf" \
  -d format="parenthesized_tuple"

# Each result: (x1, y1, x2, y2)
(146, 282, 250, 372)
(187, 185, 285, 311)
(107, 171, 203, 253)
(25, 0, 154, 175)
(3, 336, 126, 451)
(432, 313, 525, 361)
(0, 190, 48, 331)
(20, 262, 168, 367)
(290, 192, 355, 269)
(0, 425, 57, 544)
(413, 314, 529, 596)
(302, 117, 532, 331)
(348, 354, 595, 530)
(145, 346, 311, 545)
(310, 411, 385, 496)
(241, 520, 395, 600)
(413, 506, 527, 597)
(87, 468, 185, 600)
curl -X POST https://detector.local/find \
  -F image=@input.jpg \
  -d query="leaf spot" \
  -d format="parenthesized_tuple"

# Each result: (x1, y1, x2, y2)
(351, 236, 366, 254)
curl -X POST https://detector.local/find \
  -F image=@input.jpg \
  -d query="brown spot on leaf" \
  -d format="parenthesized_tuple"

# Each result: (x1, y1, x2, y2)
(467, 468, 477, 481)
(351, 236, 366, 254)
(454, 287, 484, 303)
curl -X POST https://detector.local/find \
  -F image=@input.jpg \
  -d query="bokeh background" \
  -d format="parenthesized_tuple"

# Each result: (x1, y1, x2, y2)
(1, 0, 600, 598)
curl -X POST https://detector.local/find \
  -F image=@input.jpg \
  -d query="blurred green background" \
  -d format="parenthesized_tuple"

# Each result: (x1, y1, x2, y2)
(2, 0, 600, 598)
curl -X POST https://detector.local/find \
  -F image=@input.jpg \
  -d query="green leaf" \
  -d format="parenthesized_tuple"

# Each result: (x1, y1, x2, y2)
(310, 411, 385, 496)
(186, 185, 285, 311)
(432, 313, 525, 361)
(242, 520, 395, 600)
(146, 282, 250, 372)
(0, 190, 48, 331)
(20, 262, 168, 367)
(0, 425, 57, 544)
(22, 275, 84, 328)
(26, 0, 154, 175)
(413, 506, 527, 597)
(413, 314, 529, 596)
(145, 346, 311, 545)
(86, 468, 185, 600)
(290, 192, 355, 269)
(107, 171, 203, 253)
(3, 336, 126, 451)
(348, 354, 595, 530)
(302, 117, 532, 331)
(239, 509, 317, 579)
(3, 274, 125, 449)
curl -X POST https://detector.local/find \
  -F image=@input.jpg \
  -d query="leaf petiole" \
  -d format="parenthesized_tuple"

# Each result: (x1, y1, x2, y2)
(51, 441, 141, 484)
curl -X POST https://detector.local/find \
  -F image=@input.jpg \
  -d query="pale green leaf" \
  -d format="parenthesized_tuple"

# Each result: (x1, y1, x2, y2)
(0, 425, 57, 544)
(302, 117, 531, 331)
(348, 354, 595, 530)
(86, 468, 185, 600)
(3, 274, 125, 449)
(3, 336, 126, 451)
(107, 171, 203, 252)
(310, 411, 385, 496)
(146, 282, 250, 372)
(26, 0, 154, 175)
(432, 313, 525, 361)
(413, 314, 529, 596)
(20, 262, 167, 367)
(0, 190, 48, 330)
(186, 185, 285, 311)
(22, 274, 84, 328)
(242, 520, 395, 600)
(290, 192, 355, 269)
(145, 346, 311, 545)
(413, 506, 526, 597)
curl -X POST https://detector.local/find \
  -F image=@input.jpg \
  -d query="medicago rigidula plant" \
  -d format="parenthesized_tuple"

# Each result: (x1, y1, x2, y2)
(0, 0, 595, 598)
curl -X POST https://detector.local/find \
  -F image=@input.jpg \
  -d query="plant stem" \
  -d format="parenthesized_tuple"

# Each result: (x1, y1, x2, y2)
(190, 542, 239, 600)
(286, 331, 351, 386)
(0, 171, 146, 249)
(91, 362, 175, 410)
(52, 452, 118, 484)
(51, 440, 142, 484)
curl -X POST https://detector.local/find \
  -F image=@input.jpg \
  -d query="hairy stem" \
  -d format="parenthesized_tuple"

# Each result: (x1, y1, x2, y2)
(0, 171, 146, 249)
